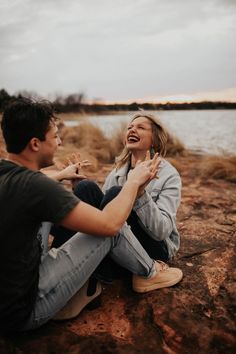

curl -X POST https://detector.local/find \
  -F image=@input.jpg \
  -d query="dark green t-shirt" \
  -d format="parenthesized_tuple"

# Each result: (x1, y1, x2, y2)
(0, 160, 79, 331)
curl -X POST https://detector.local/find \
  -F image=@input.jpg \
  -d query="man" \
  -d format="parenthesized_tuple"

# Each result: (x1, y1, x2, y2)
(0, 98, 183, 331)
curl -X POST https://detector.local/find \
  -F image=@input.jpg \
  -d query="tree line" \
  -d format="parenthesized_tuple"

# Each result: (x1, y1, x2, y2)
(0, 88, 236, 113)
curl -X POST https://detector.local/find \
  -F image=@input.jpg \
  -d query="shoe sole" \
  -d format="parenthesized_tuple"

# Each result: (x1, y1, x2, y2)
(53, 281, 102, 320)
(133, 272, 183, 293)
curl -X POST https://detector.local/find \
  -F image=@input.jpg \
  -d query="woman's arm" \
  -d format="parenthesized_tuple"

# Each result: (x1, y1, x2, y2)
(133, 172, 181, 241)
(103, 162, 181, 241)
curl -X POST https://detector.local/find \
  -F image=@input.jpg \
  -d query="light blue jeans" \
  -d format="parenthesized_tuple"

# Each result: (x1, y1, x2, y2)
(22, 222, 155, 330)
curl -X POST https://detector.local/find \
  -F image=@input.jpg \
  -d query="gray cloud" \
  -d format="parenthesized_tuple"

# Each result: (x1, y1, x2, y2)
(0, 0, 235, 101)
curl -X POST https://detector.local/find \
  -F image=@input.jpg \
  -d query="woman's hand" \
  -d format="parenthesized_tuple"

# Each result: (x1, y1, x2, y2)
(127, 151, 160, 192)
(135, 151, 161, 198)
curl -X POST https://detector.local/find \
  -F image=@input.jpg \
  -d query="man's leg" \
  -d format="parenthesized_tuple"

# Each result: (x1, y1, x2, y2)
(21, 226, 155, 330)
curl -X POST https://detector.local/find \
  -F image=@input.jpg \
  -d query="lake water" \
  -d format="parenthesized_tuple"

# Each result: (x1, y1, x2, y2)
(65, 110, 236, 155)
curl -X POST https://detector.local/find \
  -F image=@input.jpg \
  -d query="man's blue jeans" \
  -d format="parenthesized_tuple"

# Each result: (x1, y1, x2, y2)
(22, 214, 155, 330)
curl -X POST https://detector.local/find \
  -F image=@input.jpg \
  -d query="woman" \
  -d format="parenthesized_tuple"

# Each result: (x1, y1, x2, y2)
(102, 112, 182, 262)
(50, 113, 182, 283)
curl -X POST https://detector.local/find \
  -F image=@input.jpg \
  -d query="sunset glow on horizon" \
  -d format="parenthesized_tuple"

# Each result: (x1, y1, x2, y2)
(91, 88, 236, 105)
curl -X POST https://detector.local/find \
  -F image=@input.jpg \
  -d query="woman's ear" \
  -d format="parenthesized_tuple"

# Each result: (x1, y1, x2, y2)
(29, 137, 40, 152)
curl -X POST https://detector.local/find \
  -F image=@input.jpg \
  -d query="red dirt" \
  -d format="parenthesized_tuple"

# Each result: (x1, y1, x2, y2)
(0, 155, 235, 353)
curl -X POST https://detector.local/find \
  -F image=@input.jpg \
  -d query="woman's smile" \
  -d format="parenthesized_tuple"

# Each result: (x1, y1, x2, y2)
(125, 117, 153, 151)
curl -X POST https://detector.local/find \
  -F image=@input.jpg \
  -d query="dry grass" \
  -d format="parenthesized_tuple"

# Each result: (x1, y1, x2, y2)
(54, 145, 99, 173)
(109, 121, 127, 160)
(199, 154, 236, 183)
(59, 123, 112, 163)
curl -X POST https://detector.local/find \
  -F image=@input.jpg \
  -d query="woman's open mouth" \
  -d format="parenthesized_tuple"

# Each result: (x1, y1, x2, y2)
(127, 135, 140, 143)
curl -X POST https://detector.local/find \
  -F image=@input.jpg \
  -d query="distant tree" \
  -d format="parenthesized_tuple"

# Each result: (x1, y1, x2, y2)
(54, 92, 85, 112)
(16, 90, 42, 100)
(65, 93, 85, 106)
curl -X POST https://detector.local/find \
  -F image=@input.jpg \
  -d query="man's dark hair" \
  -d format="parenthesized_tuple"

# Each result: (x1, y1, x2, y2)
(1, 98, 57, 153)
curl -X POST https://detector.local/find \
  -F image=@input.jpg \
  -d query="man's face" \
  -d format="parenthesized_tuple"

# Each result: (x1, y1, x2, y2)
(38, 122, 61, 169)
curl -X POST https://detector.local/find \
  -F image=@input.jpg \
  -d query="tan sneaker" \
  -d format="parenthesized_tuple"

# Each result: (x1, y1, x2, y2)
(133, 261, 183, 293)
(53, 278, 102, 321)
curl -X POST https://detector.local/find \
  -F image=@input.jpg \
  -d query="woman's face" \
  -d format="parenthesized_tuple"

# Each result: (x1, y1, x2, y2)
(125, 117, 153, 152)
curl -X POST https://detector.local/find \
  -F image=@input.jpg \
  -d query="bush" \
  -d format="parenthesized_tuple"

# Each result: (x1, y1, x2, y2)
(200, 154, 236, 183)
(60, 122, 112, 163)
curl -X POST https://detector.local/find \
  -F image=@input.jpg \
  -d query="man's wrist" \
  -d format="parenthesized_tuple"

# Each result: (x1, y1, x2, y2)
(125, 179, 140, 193)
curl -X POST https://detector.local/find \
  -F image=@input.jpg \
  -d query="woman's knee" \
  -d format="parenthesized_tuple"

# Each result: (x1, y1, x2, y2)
(73, 179, 98, 197)
(73, 180, 104, 207)
(100, 186, 122, 208)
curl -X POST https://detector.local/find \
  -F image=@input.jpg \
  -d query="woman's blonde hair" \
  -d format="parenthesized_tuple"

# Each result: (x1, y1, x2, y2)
(115, 112, 168, 169)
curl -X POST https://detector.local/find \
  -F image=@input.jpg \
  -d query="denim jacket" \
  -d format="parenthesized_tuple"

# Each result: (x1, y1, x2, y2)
(102, 159, 182, 259)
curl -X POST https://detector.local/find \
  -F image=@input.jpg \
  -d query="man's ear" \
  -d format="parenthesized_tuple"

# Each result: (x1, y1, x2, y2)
(29, 137, 41, 152)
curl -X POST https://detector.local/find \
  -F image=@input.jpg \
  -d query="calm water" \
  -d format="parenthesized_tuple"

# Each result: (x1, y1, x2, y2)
(65, 110, 236, 155)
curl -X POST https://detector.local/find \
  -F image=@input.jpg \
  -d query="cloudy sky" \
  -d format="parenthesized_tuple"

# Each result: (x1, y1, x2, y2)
(0, 0, 236, 102)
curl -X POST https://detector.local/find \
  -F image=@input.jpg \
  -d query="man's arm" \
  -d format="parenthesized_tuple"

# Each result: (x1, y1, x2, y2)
(61, 156, 159, 237)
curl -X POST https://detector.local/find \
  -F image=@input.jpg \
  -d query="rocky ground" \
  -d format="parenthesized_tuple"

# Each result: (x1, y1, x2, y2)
(0, 154, 235, 354)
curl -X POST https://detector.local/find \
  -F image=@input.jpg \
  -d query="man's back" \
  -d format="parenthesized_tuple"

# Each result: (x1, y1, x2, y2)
(0, 160, 42, 330)
(0, 159, 79, 330)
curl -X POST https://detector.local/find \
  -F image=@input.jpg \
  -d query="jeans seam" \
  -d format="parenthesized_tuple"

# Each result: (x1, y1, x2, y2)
(114, 231, 155, 277)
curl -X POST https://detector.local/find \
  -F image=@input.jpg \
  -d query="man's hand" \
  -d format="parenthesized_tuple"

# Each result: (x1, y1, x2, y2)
(51, 152, 92, 185)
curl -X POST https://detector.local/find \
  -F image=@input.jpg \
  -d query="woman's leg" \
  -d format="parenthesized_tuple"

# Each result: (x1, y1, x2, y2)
(51, 180, 104, 248)
(127, 211, 169, 262)
(102, 186, 169, 262)
(73, 179, 104, 208)
(21, 227, 155, 330)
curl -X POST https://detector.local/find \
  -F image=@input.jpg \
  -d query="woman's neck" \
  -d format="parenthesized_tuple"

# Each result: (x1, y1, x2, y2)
(130, 151, 147, 167)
